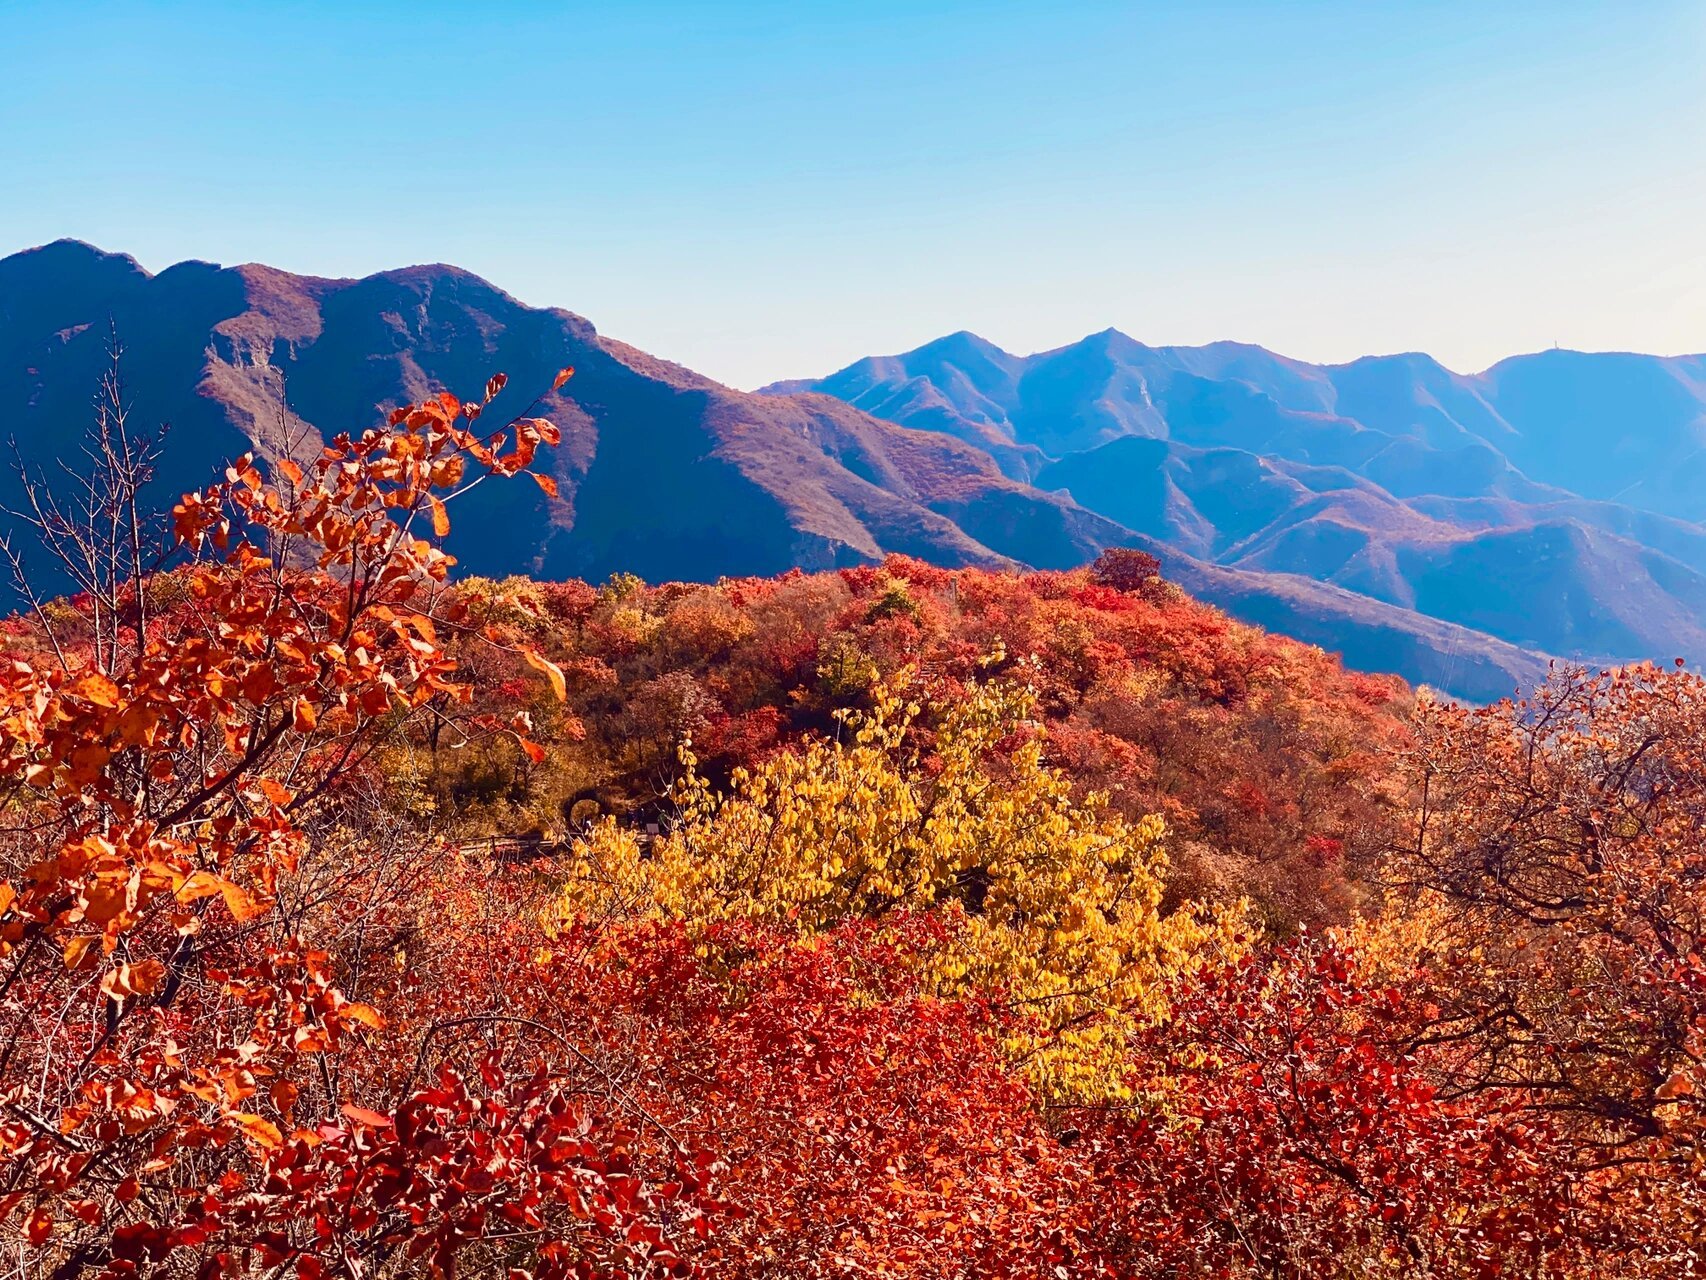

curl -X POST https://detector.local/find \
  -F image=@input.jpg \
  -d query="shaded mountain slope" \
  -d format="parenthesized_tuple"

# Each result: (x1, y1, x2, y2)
(3, 242, 1076, 586)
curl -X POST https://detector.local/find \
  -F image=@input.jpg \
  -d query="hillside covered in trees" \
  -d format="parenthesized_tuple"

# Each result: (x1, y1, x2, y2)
(0, 373, 1701, 1278)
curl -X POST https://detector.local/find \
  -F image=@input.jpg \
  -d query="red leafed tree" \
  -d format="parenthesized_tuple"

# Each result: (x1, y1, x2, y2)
(0, 370, 717, 1277)
(538, 913, 1103, 1280)
(1075, 939, 1606, 1278)
(1387, 663, 1706, 1262)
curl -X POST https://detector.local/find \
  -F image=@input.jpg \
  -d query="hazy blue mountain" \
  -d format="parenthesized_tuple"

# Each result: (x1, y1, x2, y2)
(769, 330, 1706, 675)
(1473, 350, 1706, 519)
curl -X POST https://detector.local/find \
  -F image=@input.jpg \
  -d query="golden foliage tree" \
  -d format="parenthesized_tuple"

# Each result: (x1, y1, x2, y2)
(556, 668, 1238, 1099)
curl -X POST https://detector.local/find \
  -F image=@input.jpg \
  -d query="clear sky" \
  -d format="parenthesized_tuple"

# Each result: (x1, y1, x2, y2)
(3, 1, 1702, 389)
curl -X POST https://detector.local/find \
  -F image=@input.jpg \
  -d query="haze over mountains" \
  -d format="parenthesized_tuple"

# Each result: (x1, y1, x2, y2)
(768, 330, 1706, 690)
(4, 240, 1700, 702)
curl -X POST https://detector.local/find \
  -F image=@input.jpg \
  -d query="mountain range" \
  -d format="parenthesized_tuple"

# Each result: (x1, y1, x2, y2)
(4, 239, 1701, 702)
(766, 330, 1706, 692)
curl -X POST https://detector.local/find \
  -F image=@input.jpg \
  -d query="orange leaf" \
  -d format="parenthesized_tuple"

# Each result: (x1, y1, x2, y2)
(340, 1104, 394, 1128)
(484, 372, 508, 402)
(552, 365, 574, 391)
(68, 672, 121, 708)
(523, 648, 567, 701)
(63, 935, 101, 972)
(231, 1113, 283, 1149)
(428, 495, 450, 537)
(25, 1207, 53, 1245)
(219, 879, 270, 924)
(530, 472, 559, 498)
(177, 869, 267, 921)
(339, 1002, 385, 1029)
(177, 870, 228, 904)
(519, 416, 561, 446)
(292, 698, 318, 733)
(278, 458, 304, 485)
(1658, 1069, 1696, 1100)
(101, 959, 166, 1001)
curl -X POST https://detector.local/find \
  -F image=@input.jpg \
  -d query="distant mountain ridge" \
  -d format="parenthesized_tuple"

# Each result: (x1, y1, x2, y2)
(765, 329, 1706, 682)
(0, 240, 1617, 702)
(764, 330, 1706, 511)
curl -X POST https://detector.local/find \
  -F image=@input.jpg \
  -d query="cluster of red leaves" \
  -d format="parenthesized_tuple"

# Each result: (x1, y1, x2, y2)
(33, 1055, 714, 1280)
(1387, 663, 1706, 1263)
(341, 891, 1649, 1279)
(360, 837, 1657, 1279)
(572, 916, 1097, 1278)
(1075, 940, 1605, 1278)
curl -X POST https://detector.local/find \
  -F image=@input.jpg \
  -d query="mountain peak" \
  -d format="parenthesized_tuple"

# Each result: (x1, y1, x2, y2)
(2, 239, 152, 283)
(1072, 327, 1149, 357)
(905, 330, 1013, 363)
(8, 241, 1704, 705)
(25, 238, 144, 265)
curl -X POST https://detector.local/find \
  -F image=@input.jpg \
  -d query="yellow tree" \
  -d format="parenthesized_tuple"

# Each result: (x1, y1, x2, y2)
(555, 667, 1239, 1100)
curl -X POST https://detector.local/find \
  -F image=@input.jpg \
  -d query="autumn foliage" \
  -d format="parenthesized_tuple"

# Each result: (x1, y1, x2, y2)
(1, 370, 1702, 1277)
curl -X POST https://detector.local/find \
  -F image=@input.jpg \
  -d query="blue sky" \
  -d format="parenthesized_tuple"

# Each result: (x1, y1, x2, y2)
(2, 1, 1702, 388)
